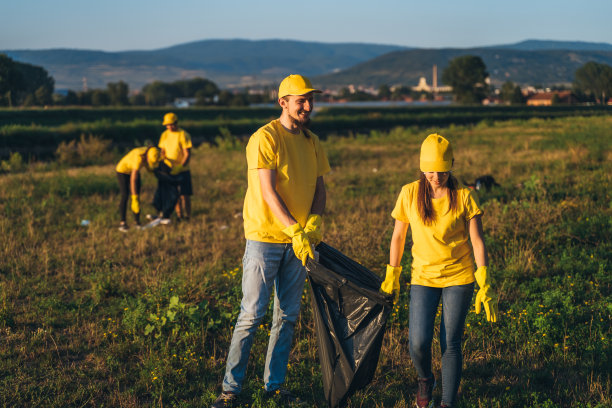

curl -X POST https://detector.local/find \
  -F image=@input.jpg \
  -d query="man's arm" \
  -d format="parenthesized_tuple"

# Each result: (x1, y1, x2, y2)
(181, 147, 191, 166)
(309, 176, 326, 216)
(258, 168, 297, 227)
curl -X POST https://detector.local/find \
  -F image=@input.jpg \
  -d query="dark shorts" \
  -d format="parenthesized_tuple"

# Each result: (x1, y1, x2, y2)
(178, 170, 192, 196)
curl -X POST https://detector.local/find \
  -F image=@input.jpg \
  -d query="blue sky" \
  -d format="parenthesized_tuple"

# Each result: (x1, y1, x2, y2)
(2, 0, 611, 51)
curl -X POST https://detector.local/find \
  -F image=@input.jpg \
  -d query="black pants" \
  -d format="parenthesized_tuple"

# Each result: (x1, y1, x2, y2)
(153, 163, 180, 219)
(117, 172, 141, 224)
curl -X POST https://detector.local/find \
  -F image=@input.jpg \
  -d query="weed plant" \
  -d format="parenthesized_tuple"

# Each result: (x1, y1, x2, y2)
(0, 115, 610, 407)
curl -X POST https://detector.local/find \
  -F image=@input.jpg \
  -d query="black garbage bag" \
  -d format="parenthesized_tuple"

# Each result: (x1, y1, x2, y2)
(153, 164, 181, 218)
(305, 242, 393, 408)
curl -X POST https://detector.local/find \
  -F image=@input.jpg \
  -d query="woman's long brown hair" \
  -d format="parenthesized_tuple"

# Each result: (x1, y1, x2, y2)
(417, 172, 458, 225)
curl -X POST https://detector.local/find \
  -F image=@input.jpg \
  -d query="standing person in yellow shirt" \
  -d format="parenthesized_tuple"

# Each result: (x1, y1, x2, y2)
(115, 146, 161, 232)
(211, 75, 330, 408)
(158, 112, 193, 221)
(381, 134, 499, 408)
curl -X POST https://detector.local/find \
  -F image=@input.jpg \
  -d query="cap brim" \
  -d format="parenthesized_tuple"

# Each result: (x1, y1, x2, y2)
(279, 88, 322, 98)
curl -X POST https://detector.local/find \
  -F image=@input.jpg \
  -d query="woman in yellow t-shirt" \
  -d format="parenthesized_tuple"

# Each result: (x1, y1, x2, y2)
(115, 146, 161, 232)
(381, 134, 499, 408)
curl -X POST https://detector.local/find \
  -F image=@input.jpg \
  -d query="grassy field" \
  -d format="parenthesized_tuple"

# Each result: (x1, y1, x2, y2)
(2, 105, 611, 160)
(0, 115, 610, 407)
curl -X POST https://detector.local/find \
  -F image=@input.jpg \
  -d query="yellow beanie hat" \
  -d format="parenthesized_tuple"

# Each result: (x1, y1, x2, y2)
(420, 134, 453, 172)
(146, 147, 161, 169)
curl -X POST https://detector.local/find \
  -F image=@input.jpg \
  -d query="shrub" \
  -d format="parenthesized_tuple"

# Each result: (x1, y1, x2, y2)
(55, 133, 114, 166)
(0, 152, 27, 173)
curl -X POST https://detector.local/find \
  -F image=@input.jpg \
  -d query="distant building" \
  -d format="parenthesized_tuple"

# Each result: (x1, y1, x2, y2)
(412, 65, 452, 93)
(526, 91, 577, 106)
(173, 97, 197, 108)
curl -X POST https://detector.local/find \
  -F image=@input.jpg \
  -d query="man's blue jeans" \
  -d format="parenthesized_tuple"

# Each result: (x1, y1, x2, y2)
(409, 283, 474, 407)
(222, 240, 306, 394)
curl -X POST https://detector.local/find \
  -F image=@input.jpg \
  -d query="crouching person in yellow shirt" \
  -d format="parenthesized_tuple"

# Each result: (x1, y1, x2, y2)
(381, 134, 499, 408)
(115, 146, 161, 232)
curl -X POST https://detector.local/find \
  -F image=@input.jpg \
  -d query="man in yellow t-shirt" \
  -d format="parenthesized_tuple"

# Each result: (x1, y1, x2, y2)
(213, 75, 330, 408)
(158, 112, 193, 220)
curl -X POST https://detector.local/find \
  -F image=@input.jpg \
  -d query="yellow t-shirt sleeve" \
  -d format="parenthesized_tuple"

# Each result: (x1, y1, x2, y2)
(391, 186, 411, 223)
(180, 131, 193, 150)
(247, 130, 277, 170)
(464, 189, 483, 220)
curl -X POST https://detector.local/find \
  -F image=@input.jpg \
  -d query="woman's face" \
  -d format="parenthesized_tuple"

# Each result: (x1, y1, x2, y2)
(424, 171, 450, 189)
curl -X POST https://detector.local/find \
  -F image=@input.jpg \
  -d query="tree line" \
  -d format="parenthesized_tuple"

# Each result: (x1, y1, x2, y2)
(1, 53, 611, 107)
(0, 54, 55, 107)
(441, 55, 612, 105)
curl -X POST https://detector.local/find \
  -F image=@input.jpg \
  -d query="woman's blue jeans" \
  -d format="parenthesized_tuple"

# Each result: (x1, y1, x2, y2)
(222, 240, 306, 394)
(409, 283, 474, 407)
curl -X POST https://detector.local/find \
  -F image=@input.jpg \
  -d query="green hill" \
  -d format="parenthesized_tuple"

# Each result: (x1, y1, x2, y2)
(315, 47, 612, 88)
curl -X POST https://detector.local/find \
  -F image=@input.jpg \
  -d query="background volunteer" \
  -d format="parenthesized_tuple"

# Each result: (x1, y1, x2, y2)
(158, 112, 193, 220)
(381, 134, 499, 408)
(212, 75, 330, 408)
(115, 146, 160, 231)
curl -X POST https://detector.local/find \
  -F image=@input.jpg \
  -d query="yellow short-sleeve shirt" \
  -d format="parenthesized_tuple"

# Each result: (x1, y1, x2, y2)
(158, 128, 192, 170)
(243, 119, 331, 243)
(391, 180, 483, 287)
(116, 147, 147, 174)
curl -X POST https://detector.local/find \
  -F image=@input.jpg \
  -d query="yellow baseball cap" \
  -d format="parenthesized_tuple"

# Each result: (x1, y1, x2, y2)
(420, 134, 453, 172)
(278, 74, 321, 98)
(162, 112, 178, 126)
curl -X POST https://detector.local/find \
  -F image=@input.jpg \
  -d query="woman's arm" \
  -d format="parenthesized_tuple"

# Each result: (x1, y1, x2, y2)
(130, 169, 139, 195)
(469, 214, 488, 268)
(389, 219, 409, 267)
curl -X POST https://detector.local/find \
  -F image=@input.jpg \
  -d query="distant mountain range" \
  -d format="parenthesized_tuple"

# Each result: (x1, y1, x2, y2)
(2, 39, 612, 91)
(1, 39, 405, 91)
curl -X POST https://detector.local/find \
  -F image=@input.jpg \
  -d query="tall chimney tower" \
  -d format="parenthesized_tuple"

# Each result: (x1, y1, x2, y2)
(432, 65, 438, 91)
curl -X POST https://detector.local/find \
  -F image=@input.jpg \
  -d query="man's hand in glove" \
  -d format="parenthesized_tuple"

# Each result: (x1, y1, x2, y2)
(303, 214, 322, 246)
(282, 223, 315, 266)
(170, 164, 183, 176)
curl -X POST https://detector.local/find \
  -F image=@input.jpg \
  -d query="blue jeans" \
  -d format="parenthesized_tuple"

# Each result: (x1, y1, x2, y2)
(222, 240, 307, 394)
(409, 283, 474, 407)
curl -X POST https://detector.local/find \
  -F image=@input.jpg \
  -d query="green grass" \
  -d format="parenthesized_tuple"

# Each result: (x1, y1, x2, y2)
(0, 115, 610, 407)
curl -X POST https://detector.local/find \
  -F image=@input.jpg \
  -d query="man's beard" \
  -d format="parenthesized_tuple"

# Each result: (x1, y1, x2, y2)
(290, 112, 310, 129)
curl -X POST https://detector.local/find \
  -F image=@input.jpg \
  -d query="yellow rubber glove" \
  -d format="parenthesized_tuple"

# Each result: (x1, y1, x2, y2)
(170, 163, 183, 175)
(303, 214, 322, 246)
(282, 223, 315, 266)
(381, 265, 402, 303)
(130, 194, 140, 214)
(474, 266, 499, 323)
